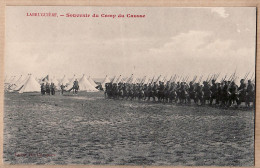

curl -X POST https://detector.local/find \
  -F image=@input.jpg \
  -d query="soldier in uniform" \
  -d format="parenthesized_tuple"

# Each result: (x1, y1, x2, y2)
(216, 83, 221, 105)
(112, 83, 118, 99)
(164, 81, 170, 103)
(228, 81, 238, 106)
(195, 83, 203, 105)
(179, 82, 188, 104)
(209, 80, 218, 105)
(50, 82, 56, 95)
(104, 83, 109, 98)
(176, 82, 181, 103)
(46, 82, 50, 95)
(237, 79, 246, 105)
(188, 81, 195, 103)
(158, 81, 165, 102)
(152, 82, 158, 101)
(147, 83, 153, 101)
(41, 83, 45, 95)
(169, 82, 177, 103)
(221, 81, 229, 106)
(60, 83, 65, 95)
(202, 81, 211, 105)
(73, 79, 79, 94)
(246, 80, 255, 107)
(138, 84, 145, 100)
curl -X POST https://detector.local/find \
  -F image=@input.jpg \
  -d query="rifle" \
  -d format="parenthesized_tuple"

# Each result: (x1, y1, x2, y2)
(185, 76, 190, 83)
(221, 74, 227, 82)
(214, 73, 221, 81)
(192, 75, 197, 83)
(244, 71, 250, 80)
(150, 76, 155, 84)
(250, 72, 255, 81)
(162, 76, 167, 83)
(229, 68, 237, 81)
(111, 75, 116, 83)
(172, 74, 177, 82)
(227, 74, 232, 81)
(155, 75, 161, 83)
(232, 76, 238, 82)
(208, 74, 214, 82)
(182, 76, 186, 82)
(140, 76, 146, 84)
(198, 75, 203, 83)
(177, 75, 182, 83)
(206, 74, 210, 82)
(169, 75, 173, 83)
(228, 73, 234, 81)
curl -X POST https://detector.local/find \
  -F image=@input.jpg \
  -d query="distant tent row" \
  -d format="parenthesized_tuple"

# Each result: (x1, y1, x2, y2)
(4, 74, 101, 93)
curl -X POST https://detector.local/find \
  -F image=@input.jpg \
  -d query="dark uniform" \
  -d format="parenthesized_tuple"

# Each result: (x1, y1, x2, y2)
(46, 83, 50, 95)
(210, 80, 218, 105)
(195, 84, 203, 104)
(221, 82, 229, 106)
(41, 83, 45, 95)
(238, 79, 246, 105)
(246, 80, 255, 107)
(50, 83, 56, 95)
(188, 82, 195, 103)
(202, 82, 211, 104)
(228, 82, 238, 106)
(73, 80, 79, 94)
(60, 84, 65, 95)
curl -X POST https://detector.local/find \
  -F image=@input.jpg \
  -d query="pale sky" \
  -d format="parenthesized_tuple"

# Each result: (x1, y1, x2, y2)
(5, 7, 256, 79)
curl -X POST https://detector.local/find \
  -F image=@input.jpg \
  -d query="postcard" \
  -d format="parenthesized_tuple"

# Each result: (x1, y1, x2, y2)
(4, 6, 256, 166)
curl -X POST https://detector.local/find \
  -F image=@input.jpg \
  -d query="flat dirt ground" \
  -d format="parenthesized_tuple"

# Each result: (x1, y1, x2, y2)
(3, 91, 254, 166)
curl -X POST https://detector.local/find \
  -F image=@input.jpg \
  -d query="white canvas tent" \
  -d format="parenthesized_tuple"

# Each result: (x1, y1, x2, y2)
(67, 75, 77, 89)
(115, 75, 122, 84)
(59, 75, 70, 86)
(9, 75, 24, 90)
(101, 75, 111, 88)
(4, 75, 10, 83)
(18, 74, 41, 93)
(88, 76, 98, 87)
(13, 75, 30, 91)
(4, 76, 17, 91)
(49, 76, 60, 86)
(8, 76, 16, 85)
(110, 76, 117, 83)
(78, 75, 99, 92)
(121, 77, 128, 83)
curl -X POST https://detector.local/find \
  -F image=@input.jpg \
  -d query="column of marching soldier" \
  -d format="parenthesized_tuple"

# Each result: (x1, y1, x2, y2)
(104, 78, 255, 108)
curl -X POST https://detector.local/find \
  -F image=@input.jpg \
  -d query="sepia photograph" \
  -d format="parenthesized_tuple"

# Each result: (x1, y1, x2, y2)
(4, 6, 256, 166)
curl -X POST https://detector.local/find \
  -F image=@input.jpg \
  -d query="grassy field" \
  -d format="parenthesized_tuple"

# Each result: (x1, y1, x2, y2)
(4, 91, 254, 166)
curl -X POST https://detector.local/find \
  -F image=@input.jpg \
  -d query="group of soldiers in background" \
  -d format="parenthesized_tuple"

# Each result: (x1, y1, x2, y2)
(104, 78, 255, 108)
(41, 79, 80, 95)
(40, 82, 56, 95)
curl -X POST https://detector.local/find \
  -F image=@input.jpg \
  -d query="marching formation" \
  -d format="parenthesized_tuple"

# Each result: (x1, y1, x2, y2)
(4, 72, 256, 108)
(104, 73, 255, 108)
